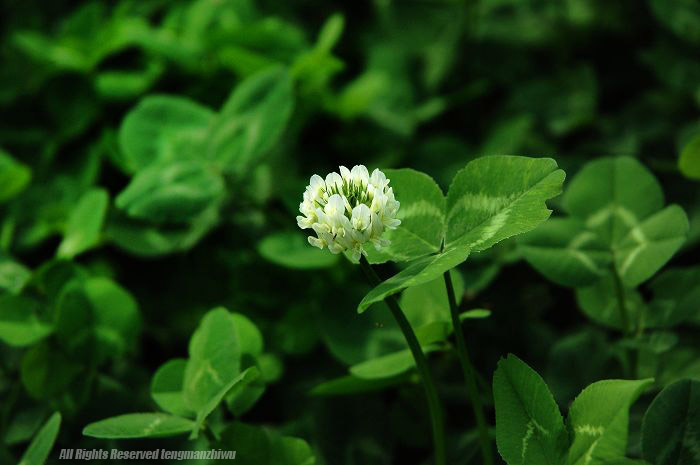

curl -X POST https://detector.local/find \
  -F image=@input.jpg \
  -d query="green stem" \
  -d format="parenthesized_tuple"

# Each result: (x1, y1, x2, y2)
(359, 256, 446, 465)
(610, 263, 637, 377)
(610, 265, 631, 335)
(443, 271, 493, 465)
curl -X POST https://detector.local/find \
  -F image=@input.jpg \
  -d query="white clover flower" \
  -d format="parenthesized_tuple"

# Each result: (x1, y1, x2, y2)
(297, 165, 401, 260)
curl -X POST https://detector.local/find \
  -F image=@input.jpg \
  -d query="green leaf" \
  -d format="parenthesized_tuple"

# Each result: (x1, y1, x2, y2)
(310, 374, 407, 397)
(365, 168, 446, 263)
(18, 412, 61, 465)
(150, 359, 193, 418)
(0, 256, 31, 294)
(679, 132, 700, 180)
(258, 231, 339, 269)
(349, 345, 441, 380)
(21, 342, 81, 400)
(519, 218, 611, 287)
(575, 275, 646, 330)
(115, 160, 225, 224)
(57, 188, 109, 259)
(647, 266, 700, 328)
(207, 67, 294, 175)
(118, 95, 215, 173)
(0, 295, 53, 347)
(53, 277, 140, 364)
(614, 205, 689, 287)
(183, 308, 241, 413)
(0, 149, 32, 204)
(107, 205, 219, 256)
(219, 422, 315, 465)
(642, 379, 700, 465)
(223, 314, 267, 416)
(0, 148, 31, 203)
(400, 269, 464, 328)
(523, 157, 688, 289)
(493, 354, 568, 465)
(357, 245, 471, 313)
(445, 155, 565, 251)
(82, 413, 195, 439)
(567, 378, 654, 465)
(191, 366, 259, 438)
(231, 313, 264, 357)
(461, 309, 492, 319)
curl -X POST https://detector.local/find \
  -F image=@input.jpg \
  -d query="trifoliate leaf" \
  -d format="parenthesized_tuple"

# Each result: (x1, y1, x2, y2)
(208, 67, 294, 175)
(118, 95, 214, 173)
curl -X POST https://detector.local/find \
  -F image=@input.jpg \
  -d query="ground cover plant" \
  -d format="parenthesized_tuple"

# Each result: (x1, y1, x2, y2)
(1, 0, 700, 464)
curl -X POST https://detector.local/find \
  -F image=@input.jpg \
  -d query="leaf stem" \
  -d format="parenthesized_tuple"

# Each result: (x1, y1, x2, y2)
(610, 263, 637, 377)
(610, 264, 631, 335)
(443, 271, 493, 465)
(359, 256, 446, 465)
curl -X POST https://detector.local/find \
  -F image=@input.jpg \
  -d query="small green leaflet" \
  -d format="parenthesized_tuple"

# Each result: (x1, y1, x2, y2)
(493, 354, 568, 465)
(0, 256, 31, 294)
(647, 266, 700, 328)
(568, 378, 654, 465)
(150, 358, 192, 418)
(642, 378, 700, 465)
(349, 345, 442, 380)
(83, 413, 195, 439)
(53, 277, 141, 364)
(18, 412, 61, 465)
(0, 148, 32, 203)
(679, 133, 700, 180)
(57, 188, 109, 259)
(0, 295, 53, 347)
(259, 231, 339, 269)
(183, 308, 242, 413)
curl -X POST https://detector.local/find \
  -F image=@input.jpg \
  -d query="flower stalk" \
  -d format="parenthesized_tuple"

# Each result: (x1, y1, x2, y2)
(443, 271, 493, 465)
(359, 256, 446, 465)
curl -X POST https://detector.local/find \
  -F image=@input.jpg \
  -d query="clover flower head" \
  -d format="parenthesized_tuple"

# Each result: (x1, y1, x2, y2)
(297, 165, 401, 260)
